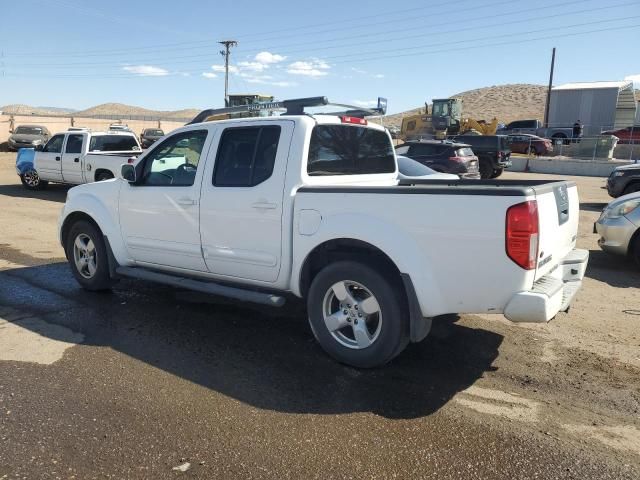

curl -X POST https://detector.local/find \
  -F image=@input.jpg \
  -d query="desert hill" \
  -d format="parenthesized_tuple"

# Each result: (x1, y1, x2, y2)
(381, 84, 549, 128)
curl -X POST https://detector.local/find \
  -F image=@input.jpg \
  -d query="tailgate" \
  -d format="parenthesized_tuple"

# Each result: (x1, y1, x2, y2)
(533, 182, 579, 279)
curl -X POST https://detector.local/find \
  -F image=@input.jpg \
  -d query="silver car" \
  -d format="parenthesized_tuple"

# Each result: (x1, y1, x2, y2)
(595, 191, 640, 266)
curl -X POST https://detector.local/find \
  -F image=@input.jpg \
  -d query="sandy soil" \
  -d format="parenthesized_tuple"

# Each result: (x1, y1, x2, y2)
(0, 153, 639, 476)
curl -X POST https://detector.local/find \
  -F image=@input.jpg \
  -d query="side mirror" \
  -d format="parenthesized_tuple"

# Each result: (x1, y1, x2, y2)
(121, 164, 136, 183)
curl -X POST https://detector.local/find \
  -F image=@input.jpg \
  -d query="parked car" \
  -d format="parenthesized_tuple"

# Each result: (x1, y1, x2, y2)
(8, 125, 50, 151)
(140, 128, 165, 149)
(396, 155, 458, 181)
(497, 119, 541, 136)
(606, 163, 640, 198)
(109, 123, 131, 132)
(58, 96, 588, 368)
(497, 119, 574, 145)
(594, 191, 640, 266)
(451, 135, 511, 179)
(601, 125, 640, 145)
(507, 134, 553, 156)
(395, 140, 480, 179)
(16, 130, 141, 190)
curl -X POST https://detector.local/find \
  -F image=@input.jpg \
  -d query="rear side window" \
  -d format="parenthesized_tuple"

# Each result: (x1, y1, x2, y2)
(408, 144, 436, 156)
(307, 125, 394, 176)
(89, 135, 139, 152)
(213, 126, 281, 187)
(456, 147, 474, 157)
(65, 134, 84, 154)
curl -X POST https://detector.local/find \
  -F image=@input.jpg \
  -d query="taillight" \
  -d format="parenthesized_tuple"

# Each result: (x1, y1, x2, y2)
(448, 156, 465, 163)
(340, 116, 367, 125)
(506, 200, 539, 270)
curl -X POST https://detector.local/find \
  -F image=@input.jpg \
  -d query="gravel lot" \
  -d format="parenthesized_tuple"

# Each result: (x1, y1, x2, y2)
(0, 152, 639, 479)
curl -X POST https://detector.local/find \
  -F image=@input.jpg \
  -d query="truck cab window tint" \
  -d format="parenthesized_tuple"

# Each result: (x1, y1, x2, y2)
(140, 130, 208, 187)
(43, 135, 64, 153)
(307, 125, 395, 176)
(89, 135, 140, 152)
(213, 126, 281, 187)
(65, 135, 83, 154)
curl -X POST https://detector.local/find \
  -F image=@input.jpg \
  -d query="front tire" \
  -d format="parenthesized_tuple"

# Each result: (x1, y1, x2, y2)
(20, 169, 48, 190)
(479, 160, 493, 179)
(490, 167, 504, 179)
(307, 261, 408, 368)
(65, 220, 113, 291)
(632, 234, 640, 268)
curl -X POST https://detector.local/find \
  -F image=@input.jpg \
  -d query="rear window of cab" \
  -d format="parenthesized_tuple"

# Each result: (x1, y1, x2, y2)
(307, 125, 395, 176)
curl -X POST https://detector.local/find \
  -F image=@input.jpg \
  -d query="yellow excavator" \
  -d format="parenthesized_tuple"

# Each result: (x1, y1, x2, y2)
(400, 98, 498, 140)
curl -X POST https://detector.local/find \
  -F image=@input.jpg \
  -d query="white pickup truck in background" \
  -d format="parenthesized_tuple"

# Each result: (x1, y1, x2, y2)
(16, 129, 142, 190)
(58, 97, 588, 368)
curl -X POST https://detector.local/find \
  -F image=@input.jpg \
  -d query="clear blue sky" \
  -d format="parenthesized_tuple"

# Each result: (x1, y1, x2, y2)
(0, 0, 638, 114)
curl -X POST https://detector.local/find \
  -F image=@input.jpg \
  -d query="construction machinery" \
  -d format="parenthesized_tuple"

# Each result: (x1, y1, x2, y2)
(400, 97, 498, 140)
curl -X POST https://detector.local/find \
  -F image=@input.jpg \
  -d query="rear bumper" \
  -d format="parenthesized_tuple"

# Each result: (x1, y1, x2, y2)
(504, 248, 588, 323)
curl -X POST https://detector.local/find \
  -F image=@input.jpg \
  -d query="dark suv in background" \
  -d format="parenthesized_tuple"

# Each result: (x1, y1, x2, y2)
(607, 164, 640, 197)
(395, 140, 480, 178)
(140, 128, 165, 149)
(451, 135, 511, 178)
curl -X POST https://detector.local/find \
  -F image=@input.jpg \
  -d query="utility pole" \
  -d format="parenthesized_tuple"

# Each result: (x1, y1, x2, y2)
(219, 40, 237, 107)
(543, 47, 556, 129)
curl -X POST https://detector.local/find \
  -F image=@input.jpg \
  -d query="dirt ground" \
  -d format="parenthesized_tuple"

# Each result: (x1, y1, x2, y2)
(0, 152, 639, 479)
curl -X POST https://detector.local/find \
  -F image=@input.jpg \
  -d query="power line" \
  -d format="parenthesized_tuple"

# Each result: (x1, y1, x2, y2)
(5, 13, 636, 76)
(3, 22, 637, 79)
(1, 0, 592, 58)
(7, 1, 632, 70)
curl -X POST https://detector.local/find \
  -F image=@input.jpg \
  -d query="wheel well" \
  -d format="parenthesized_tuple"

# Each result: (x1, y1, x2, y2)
(628, 227, 640, 256)
(94, 169, 114, 181)
(60, 212, 102, 251)
(299, 239, 403, 298)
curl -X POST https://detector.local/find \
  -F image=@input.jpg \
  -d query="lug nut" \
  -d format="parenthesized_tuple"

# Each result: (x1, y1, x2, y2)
(354, 319, 358, 325)
(343, 310, 348, 314)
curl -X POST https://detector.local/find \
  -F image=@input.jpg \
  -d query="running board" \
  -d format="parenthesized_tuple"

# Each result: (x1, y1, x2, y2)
(115, 267, 286, 307)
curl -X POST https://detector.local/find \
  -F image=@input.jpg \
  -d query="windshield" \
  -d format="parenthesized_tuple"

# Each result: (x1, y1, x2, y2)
(15, 126, 43, 135)
(307, 125, 395, 176)
(397, 156, 437, 176)
(432, 102, 450, 117)
(89, 135, 140, 152)
(145, 129, 164, 136)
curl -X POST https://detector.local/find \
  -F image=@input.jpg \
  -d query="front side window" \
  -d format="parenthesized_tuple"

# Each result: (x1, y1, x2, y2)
(213, 126, 281, 187)
(43, 134, 64, 153)
(307, 125, 394, 176)
(139, 130, 208, 186)
(65, 134, 84, 154)
(89, 135, 140, 152)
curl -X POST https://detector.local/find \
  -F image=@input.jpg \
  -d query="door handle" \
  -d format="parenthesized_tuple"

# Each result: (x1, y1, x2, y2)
(176, 197, 197, 206)
(252, 202, 278, 210)
(74, 157, 80, 163)
(55, 156, 61, 161)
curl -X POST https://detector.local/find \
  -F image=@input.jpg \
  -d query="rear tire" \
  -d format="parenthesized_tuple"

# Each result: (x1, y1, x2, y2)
(20, 169, 48, 190)
(622, 183, 640, 196)
(490, 168, 504, 179)
(65, 220, 113, 291)
(479, 160, 493, 179)
(307, 261, 409, 368)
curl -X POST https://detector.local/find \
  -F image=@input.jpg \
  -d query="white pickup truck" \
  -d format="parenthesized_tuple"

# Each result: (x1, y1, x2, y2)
(58, 97, 588, 368)
(16, 129, 142, 190)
